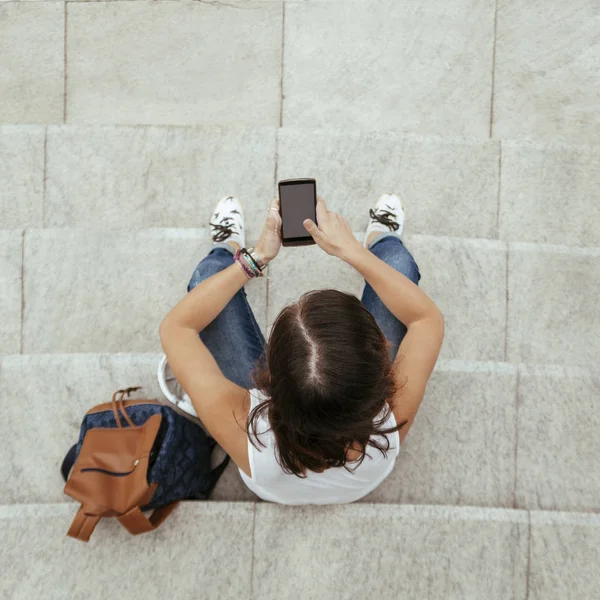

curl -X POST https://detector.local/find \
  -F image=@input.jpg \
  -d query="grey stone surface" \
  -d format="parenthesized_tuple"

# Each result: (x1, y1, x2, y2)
(500, 141, 600, 246)
(45, 125, 277, 235)
(22, 229, 267, 353)
(253, 504, 529, 600)
(0, 354, 163, 503)
(362, 361, 518, 507)
(529, 511, 600, 600)
(0, 231, 23, 354)
(516, 366, 600, 512)
(494, 1, 600, 142)
(0, 127, 45, 228)
(4, 0, 600, 591)
(66, 1, 282, 125)
(0, 3, 64, 123)
(277, 129, 501, 239)
(283, 0, 495, 136)
(0, 502, 254, 600)
(267, 234, 508, 361)
(507, 243, 600, 367)
(0, 354, 260, 504)
(408, 235, 508, 361)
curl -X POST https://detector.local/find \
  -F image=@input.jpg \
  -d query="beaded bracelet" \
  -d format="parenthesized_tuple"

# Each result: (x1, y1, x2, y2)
(247, 247, 266, 271)
(241, 249, 260, 272)
(235, 250, 256, 279)
(234, 247, 270, 280)
(233, 257, 254, 279)
(241, 248, 267, 274)
(240, 252, 259, 277)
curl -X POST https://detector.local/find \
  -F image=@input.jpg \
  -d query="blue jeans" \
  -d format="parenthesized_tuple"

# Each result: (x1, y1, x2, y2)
(188, 233, 421, 390)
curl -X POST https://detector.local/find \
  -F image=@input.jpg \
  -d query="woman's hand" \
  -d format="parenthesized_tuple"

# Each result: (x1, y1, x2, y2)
(255, 196, 283, 265)
(303, 196, 363, 260)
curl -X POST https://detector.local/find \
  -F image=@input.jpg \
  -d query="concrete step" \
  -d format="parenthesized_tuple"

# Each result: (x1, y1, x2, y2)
(0, 231, 22, 355)
(1, 354, 598, 512)
(4, 0, 600, 144)
(18, 228, 266, 355)
(40, 125, 500, 240)
(2, 501, 599, 600)
(3, 124, 600, 245)
(2, 227, 598, 367)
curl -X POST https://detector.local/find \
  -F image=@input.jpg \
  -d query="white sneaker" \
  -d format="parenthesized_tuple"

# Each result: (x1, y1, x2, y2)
(209, 196, 245, 248)
(362, 193, 405, 247)
(157, 355, 199, 418)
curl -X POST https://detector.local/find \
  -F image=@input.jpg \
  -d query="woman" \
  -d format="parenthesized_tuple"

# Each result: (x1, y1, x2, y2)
(159, 193, 444, 504)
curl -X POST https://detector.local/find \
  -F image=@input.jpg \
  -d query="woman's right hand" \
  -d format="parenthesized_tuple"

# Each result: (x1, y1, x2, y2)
(303, 196, 363, 260)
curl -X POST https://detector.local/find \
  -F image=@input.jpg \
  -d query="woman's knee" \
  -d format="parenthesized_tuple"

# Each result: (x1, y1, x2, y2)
(396, 253, 421, 283)
(187, 253, 230, 292)
(375, 243, 421, 284)
(187, 270, 206, 293)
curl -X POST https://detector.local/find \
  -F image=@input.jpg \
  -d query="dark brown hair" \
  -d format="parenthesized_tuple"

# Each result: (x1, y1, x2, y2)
(246, 289, 407, 478)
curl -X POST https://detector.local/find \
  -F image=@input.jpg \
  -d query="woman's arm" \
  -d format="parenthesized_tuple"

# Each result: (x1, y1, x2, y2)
(158, 196, 283, 478)
(161, 197, 283, 334)
(341, 244, 444, 444)
(160, 258, 251, 334)
(304, 196, 441, 327)
(341, 243, 441, 328)
(302, 197, 444, 444)
(159, 258, 262, 478)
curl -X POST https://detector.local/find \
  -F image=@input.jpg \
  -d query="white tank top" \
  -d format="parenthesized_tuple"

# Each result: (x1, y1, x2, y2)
(238, 388, 401, 504)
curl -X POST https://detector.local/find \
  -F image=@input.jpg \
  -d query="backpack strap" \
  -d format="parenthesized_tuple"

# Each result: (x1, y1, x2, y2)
(112, 388, 139, 428)
(67, 507, 102, 542)
(61, 444, 78, 482)
(190, 449, 231, 500)
(205, 453, 231, 497)
(66, 503, 178, 541)
(118, 502, 179, 535)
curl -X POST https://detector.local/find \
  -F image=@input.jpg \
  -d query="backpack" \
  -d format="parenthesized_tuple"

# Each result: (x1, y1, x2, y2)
(61, 387, 230, 542)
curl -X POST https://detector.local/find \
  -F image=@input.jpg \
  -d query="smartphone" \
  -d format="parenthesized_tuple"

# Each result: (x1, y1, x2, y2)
(278, 178, 318, 247)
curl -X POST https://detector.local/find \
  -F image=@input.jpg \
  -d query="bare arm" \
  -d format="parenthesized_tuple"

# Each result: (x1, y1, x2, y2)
(342, 245, 445, 444)
(157, 196, 283, 479)
(304, 195, 444, 445)
(341, 244, 439, 327)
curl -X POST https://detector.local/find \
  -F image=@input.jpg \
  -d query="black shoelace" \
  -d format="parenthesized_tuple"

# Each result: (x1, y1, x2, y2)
(369, 208, 400, 232)
(210, 221, 234, 243)
(210, 210, 241, 243)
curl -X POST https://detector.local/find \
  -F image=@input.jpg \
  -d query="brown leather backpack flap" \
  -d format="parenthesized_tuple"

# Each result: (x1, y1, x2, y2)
(64, 413, 162, 516)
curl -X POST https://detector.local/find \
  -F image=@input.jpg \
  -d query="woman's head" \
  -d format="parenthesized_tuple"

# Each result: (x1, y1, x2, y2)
(247, 289, 407, 478)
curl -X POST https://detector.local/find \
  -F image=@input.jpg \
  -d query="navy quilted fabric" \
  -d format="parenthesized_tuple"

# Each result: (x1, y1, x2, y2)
(72, 403, 224, 509)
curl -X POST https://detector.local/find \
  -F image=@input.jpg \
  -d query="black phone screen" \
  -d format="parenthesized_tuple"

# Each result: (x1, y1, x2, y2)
(279, 180, 317, 240)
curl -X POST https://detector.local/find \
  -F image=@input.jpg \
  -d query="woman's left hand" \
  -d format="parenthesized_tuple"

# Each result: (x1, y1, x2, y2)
(255, 196, 282, 265)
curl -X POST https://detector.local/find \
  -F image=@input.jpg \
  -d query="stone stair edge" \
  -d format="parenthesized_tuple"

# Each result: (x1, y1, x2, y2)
(0, 501, 528, 524)
(4, 122, 600, 152)
(6, 227, 600, 255)
(2, 501, 600, 527)
(1, 352, 598, 380)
